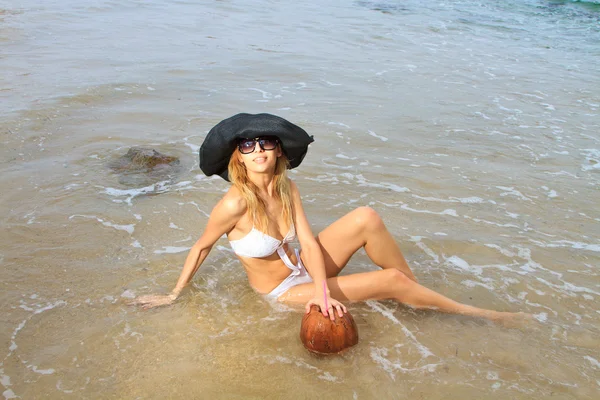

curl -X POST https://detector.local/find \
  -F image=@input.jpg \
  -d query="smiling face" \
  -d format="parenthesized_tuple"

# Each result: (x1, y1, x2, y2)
(236, 137, 282, 176)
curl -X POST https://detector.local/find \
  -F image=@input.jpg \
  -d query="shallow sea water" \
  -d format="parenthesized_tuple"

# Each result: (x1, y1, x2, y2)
(1, 0, 599, 398)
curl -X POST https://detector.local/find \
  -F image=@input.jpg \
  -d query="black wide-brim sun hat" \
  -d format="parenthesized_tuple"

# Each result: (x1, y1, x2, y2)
(199, 113, 314, 181)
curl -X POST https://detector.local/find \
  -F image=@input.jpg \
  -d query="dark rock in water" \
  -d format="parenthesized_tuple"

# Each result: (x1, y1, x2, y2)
(109, 147, 180, 171)
(108, 147, 181, 187)
(355, 1, 409, 14)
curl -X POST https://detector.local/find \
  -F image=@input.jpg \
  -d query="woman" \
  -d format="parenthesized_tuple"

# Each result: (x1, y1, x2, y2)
(131, 113, 522, 323)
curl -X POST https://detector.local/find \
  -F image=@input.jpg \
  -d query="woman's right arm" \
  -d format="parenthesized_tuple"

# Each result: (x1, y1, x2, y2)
(129, 191, 245, 309)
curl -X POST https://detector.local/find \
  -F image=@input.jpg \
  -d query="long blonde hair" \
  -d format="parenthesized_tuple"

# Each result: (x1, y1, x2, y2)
(228, 148, 294, 233)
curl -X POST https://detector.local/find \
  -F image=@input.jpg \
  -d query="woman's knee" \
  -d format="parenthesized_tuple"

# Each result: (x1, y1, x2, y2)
(372, 269, 413, 299)
(352, 206, 384, 232)
(382, 269, 413, 290)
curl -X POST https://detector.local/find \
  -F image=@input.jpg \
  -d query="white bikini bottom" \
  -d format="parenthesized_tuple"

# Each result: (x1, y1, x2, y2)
(265, 247, 313, 300)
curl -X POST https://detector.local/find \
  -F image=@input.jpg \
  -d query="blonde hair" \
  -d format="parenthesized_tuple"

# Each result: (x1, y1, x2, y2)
(228, 147, 294, 233)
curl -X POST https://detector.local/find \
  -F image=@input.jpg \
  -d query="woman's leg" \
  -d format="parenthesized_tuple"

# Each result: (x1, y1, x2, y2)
(316, 207, 417, 281)
(279, 269, 518, 322)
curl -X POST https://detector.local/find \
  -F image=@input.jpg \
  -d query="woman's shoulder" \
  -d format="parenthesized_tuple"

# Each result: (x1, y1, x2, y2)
(216, 186, 247, 217)
(288, 178, 300, 195)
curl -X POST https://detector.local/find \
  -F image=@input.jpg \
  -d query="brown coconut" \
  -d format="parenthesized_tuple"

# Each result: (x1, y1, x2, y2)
(300, 305, 359, 354)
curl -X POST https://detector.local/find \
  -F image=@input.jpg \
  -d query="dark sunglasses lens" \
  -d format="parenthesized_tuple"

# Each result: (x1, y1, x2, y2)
(239, 140, 256, 154)
(259, 138, 277, 150)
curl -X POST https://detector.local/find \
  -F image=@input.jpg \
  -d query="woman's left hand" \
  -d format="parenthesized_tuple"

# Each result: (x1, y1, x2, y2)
(305, 295, 347, 321)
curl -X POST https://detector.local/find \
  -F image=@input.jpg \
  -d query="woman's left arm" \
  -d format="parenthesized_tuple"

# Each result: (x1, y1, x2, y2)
(290, 180, 346, 320)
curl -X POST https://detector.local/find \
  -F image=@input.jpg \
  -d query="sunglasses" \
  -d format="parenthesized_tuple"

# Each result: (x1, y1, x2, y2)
(237, 137, 279, 154)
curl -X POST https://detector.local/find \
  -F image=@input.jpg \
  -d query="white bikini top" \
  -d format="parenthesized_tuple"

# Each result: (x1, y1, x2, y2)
(229, 223, 296, 258)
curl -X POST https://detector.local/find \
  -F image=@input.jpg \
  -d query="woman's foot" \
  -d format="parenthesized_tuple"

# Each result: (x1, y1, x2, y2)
(485, 311, 535, 328)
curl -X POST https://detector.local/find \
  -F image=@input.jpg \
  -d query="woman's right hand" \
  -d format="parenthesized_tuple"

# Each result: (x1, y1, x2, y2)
(127, 293, 176, 309)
